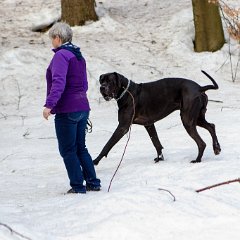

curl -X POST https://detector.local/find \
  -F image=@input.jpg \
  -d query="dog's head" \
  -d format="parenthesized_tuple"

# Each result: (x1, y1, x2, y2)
(99, 72, 122, 101)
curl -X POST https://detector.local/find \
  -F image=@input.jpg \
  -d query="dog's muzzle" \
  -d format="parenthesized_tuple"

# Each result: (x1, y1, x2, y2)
(100, 85, 113, 101)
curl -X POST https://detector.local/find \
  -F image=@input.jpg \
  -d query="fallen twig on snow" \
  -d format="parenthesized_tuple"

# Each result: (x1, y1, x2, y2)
(158, 188, 176, 202)
(0, 112, 8, 120)
(208, 99, 223, 103)
(196, 178, 240, 193)
(0, 153, 15, 163)
(0, 222, 32, 240)
(15, 79, 23, 111)
(167, 123, 181, 130)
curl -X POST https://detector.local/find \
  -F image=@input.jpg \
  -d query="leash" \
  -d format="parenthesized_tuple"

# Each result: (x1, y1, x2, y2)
(86, 118, 93, 133)
(115, 79, 131, 101)
(108, 89, 135, 192)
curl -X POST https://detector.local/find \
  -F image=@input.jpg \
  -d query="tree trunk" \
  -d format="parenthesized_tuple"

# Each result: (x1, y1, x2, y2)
(61, 0, 98, 26)
(192, 0, 225, 52)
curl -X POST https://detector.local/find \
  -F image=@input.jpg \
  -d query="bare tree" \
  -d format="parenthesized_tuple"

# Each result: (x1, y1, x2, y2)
(210, 0, 240, 82)
(192, 0, 225, 52)
(61, 0, 98, 26)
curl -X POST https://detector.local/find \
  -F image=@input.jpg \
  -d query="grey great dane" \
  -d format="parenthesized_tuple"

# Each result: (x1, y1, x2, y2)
(93, 70, 221, 165)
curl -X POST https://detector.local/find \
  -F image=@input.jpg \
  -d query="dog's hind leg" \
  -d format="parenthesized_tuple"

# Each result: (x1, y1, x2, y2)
(197, 116, 221, 155)
(145, 124, 164, 163)
(181, 119, 206, 163)
(180, 97, 206, 163)
(197, 93, 221, 155)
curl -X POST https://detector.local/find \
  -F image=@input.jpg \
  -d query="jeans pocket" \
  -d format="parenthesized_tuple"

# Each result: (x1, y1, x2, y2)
(67, 111, 88, 122)
(55, 113, 67, 121)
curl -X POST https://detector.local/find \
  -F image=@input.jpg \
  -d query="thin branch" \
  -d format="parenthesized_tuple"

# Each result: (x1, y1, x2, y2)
(228, 37, 235, 82)
(158, 188, 176, 202)
(117, 37, 155, 55)
(219, 4, 235, 83)
(216, 1, 240, 82)
(215, 54, 230, 72)
(0, 112, 8, 120)
(0, 222, 32, 240)
(23, 129, 30, 139)
(15, 79, 23, 110)
(0, 153, 15, 163)
(233, 47, 240, 81)
(167, 123, 181, 130)
(137, 64, 163, 75)
(196, 178, 240, 193)
(208, 99, 223, 103)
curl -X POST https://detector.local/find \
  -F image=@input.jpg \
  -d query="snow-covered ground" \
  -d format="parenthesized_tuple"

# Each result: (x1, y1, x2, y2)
(0, 0, 240, 239)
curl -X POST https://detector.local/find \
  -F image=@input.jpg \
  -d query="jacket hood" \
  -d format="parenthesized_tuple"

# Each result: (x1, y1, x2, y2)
(53, 42, 83, 60)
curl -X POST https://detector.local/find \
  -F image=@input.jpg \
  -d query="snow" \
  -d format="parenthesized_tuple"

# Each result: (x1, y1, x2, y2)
(0, 0, 240, 239)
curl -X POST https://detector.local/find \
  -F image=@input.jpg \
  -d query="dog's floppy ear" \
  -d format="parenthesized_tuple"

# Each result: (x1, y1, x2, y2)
(99, 74, 104, 84)
(113, 72, 121, 88)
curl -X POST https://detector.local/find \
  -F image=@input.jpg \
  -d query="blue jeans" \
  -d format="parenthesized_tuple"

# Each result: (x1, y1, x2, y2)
(55, 111, 101, 193)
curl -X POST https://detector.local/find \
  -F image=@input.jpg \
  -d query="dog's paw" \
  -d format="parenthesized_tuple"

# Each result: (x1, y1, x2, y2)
(93, 159, 100, 165)
(213, 143, 221, 155)
(154, 154, 164, 163)
(190, 160, 201, 163)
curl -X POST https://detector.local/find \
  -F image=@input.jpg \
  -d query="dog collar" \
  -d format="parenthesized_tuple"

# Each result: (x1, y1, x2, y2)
(116, 79, 131, 101)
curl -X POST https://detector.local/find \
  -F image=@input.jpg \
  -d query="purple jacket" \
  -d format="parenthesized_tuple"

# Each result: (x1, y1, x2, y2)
(44, 47, 90, 114)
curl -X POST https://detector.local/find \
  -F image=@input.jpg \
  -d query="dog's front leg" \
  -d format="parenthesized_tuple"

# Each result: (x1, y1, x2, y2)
(93, 124, 130, 165)
(145, 124, 164, 163)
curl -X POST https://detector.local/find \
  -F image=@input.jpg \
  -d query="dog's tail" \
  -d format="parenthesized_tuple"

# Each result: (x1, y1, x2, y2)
(200, 70, 219, 92)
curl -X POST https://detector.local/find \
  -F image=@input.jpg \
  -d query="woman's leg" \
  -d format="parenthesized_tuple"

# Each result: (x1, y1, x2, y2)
(76, 111, 101, 189)
(55, 113, 86, 193)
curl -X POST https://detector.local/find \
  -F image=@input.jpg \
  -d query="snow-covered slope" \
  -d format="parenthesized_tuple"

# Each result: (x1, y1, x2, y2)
(0, 0, 240, 239)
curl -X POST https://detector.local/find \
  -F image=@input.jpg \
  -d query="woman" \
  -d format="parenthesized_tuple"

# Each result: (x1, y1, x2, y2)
(43, 22, 101, 194)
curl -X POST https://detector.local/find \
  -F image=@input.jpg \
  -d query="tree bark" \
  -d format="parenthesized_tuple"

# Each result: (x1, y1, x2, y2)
(192, 0, 225, 52)
(61, 0, 98, 26)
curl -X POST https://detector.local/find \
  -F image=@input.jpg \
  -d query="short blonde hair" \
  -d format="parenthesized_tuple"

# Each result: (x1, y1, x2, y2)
(49, 22, 73, 43)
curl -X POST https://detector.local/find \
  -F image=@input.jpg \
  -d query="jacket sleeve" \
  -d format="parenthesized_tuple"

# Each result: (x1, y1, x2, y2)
(45, 51, 69, 109)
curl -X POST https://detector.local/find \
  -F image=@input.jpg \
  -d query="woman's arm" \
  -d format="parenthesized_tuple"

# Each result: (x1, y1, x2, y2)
(44, 51, 69, 109)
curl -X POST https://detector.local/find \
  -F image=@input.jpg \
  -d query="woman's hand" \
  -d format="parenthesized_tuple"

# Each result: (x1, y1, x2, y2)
(43, 107, 52, 120)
